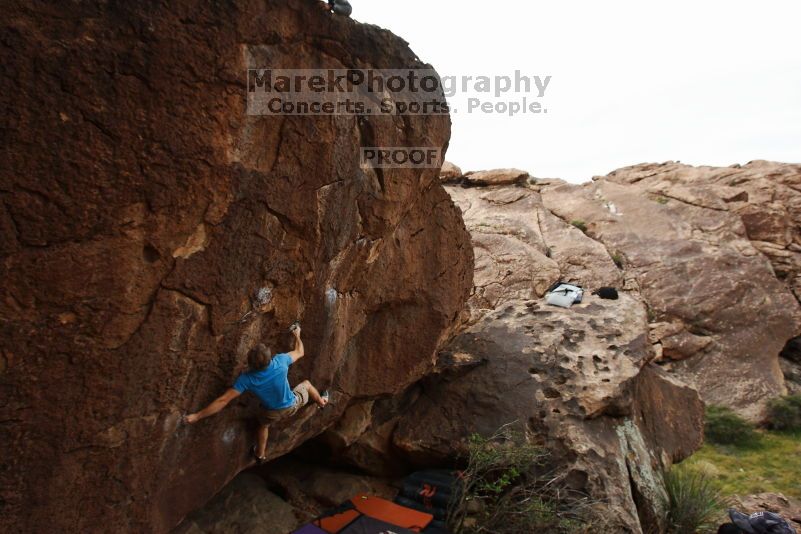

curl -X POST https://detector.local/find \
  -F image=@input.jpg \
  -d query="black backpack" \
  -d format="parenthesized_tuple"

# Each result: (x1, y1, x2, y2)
(593, 287, 619, 300)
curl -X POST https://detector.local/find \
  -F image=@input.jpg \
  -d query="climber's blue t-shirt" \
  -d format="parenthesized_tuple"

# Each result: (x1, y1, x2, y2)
(232, 353, 295, 410)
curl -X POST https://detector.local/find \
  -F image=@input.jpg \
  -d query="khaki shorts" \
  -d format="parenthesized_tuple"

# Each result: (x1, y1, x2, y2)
(257, 382, 311, 424)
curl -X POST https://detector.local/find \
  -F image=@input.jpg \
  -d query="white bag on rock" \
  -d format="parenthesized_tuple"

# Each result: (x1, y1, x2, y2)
(546, 283, 584, 308)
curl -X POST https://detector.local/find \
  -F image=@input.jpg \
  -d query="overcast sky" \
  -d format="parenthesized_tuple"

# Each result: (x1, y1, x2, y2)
(353, 0, 801, 183)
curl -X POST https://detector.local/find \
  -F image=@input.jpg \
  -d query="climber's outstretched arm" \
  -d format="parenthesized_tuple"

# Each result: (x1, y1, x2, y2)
(185, 388, 240, 424)
(288, 327, 305, 363)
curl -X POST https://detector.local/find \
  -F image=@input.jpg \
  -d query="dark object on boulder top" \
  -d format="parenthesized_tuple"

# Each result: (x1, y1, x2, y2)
(329, 0, 353, 16)
(729, 508, 798, 534)
(719, 524, 745, 534)
(594, 287, 619, 300)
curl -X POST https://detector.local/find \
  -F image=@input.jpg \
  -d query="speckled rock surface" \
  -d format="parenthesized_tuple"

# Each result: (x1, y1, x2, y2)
(540, 161, 801, 420)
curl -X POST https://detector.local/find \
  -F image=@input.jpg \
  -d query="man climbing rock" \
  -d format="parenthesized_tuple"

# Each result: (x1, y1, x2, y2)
(185, 324, 328, 463)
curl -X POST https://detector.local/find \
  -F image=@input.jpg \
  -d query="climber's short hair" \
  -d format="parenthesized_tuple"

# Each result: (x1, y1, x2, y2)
(247, 343, 273, 371)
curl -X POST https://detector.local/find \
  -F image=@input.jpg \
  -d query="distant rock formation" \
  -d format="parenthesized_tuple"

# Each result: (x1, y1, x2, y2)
(542, 161, 801, 420)
(439, 161, 464, 180)
(0, 1, 472, 532)
(442, 167, 531, 186)
(463, 168, 530, 185)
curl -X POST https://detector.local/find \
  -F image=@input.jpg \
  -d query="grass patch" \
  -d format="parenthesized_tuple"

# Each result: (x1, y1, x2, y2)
(704, 405, 759, 447)
(767, 394, 801, 431)
(611, 251, 624, 269)
(448, 425, 591, 533)
(570, 220, 587, 233)
(684, 430, 801, 499)
(662, 465, 729, 534)
(655, 196, 669, 204)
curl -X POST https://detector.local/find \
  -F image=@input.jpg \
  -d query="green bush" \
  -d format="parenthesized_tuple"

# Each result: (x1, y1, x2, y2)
(570, 220, 588, 233)
(704, 405, 759, 447)
(662, 465, 729, 534)
(767, 395, 801, 431)
(611, 251, 624, 269)
(448, 425, 590, 534)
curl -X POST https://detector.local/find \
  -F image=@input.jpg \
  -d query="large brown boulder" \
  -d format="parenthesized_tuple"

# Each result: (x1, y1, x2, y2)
(541, 162, 801, 420)
(175, 473, 300, 534)
(256, 457, 398, 517)
(0, 1, 472, 532)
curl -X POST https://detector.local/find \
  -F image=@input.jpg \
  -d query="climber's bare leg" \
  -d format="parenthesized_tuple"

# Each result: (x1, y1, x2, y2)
(256, 424, 269, 459)
(298, 379, 327, 408)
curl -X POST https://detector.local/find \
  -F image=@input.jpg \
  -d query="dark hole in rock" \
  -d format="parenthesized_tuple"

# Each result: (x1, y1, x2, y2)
(543, 387, 561, 399)
(143, 244, 161, 263)
(780, 336, 801, 364)
(565, 469, 589, 490)
(780, 336, 801, 394)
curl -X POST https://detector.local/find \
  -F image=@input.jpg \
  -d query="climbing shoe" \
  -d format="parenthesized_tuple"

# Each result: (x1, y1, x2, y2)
(251, 445, 267, 465)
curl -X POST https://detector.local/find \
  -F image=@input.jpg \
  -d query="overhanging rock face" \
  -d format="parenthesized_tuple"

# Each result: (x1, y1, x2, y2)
(0, 1, 472, 531)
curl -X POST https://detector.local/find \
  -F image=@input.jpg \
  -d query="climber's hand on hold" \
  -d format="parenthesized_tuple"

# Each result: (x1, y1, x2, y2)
(289, 322, 305, 363)
(317, 390, 330, 409)
(184, 413, 199, 424)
